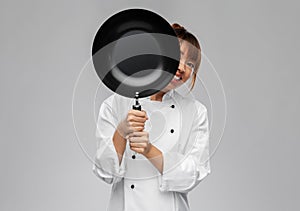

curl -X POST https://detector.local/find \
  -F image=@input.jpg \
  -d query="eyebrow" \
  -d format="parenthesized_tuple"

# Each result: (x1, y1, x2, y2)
(180, 52, 196, 64)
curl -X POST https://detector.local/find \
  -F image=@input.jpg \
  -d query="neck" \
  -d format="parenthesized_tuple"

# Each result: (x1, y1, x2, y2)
(150, 91, 166, 102)
(150, 88, 174, 101)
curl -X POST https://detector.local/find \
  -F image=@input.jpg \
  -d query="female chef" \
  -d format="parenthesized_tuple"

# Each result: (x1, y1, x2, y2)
(93, 23, 210, 211)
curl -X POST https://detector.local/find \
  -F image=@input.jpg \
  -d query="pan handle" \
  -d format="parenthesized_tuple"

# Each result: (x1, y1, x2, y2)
(131, 92, 141, 156)
(132, 92, 141, 111)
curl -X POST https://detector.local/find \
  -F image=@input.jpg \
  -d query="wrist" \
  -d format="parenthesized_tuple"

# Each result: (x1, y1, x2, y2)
(114, 128, 127, 143)
(117, 121, 127, 138)
(142, 143, 153, 157)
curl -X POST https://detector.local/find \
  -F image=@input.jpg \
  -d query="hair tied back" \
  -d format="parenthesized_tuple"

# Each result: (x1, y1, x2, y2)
(172, 23, 187, 33)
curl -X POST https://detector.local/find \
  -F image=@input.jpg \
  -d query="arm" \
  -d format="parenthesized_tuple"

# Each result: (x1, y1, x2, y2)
(93, 98, 148, 184)
(114, 109, 148, 164)
(128, 103, 210, 192)
(158, 105, 210, 193)
(127, 131, 163, 174)
(112, 129, 127, 165)
(93, 100, 125, 184)
(143, 144, 163, 174)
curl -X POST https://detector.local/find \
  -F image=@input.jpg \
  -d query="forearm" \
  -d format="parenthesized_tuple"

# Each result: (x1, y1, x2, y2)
(112, 130, 127, 165)
(143, 144, 163, 174)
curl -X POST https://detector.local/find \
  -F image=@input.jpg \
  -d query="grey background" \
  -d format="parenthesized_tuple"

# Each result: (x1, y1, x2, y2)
(1, 0, 299, 210)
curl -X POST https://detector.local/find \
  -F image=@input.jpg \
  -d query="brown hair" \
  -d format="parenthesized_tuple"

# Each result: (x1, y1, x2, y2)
(172, 23, 201, 90)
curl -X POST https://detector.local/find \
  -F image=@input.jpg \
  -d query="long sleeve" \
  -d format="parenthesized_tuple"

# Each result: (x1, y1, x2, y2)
(159, 103, 211, 193)
(93, 98, 126, 184)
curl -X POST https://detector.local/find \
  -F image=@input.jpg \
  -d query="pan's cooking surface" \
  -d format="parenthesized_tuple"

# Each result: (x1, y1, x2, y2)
(92, 9, 180, 98)
(112, 30, 161, 77)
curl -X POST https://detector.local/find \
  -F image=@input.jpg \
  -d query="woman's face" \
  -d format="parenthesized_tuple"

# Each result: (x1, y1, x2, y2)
(164, 41, 195, 91)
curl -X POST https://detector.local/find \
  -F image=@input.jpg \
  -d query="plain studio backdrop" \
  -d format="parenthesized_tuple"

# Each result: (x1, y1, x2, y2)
(1, 0, 299, 210)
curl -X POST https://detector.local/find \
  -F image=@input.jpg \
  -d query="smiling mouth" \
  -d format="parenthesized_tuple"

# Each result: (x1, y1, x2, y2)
(173, 75, 182, 81)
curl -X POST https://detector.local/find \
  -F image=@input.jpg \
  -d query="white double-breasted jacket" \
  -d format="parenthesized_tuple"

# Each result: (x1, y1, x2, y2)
(93, 90, 210, 211)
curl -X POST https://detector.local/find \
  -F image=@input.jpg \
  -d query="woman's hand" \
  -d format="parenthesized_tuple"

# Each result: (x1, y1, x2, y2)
(127, 131, 152, 155)
(117, 109, 148, 138)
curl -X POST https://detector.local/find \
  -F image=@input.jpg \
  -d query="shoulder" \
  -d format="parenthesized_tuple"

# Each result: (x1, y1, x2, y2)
(174, 91, 207, 115)
(100, 94, 133, 119)
(101, 94, 132, 108)
(193, 99, 208, 115)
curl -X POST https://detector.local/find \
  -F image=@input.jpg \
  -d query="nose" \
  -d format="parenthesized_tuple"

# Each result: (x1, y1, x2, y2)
(177, 61, 185, 74)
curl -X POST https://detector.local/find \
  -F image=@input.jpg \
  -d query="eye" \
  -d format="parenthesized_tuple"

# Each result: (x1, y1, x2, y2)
(186, 62, 195, 70)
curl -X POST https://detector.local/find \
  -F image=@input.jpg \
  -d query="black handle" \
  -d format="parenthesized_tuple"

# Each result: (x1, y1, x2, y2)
(132, 92, 141, 111)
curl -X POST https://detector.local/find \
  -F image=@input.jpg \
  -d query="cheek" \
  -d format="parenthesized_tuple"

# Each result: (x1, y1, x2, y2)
(182, 73, 192, 83)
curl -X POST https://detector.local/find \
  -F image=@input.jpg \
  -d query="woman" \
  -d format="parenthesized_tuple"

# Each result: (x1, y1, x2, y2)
(93, 23, 210, 211)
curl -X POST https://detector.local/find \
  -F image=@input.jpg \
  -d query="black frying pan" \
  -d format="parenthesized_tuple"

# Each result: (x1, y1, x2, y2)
(92, 8, 180, 103)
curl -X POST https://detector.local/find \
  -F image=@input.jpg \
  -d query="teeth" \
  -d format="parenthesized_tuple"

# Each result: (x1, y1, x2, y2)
(174, 76, 181, 81)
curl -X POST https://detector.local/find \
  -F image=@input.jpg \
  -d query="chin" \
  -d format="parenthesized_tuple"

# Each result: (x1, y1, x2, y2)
(164, 82, 181, 92)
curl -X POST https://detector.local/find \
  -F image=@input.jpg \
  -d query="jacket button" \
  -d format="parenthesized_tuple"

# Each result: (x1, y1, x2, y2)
(171, 104, 175, 108)
(132, 155, 136, 159)
(131, 184, 135, 189)
(170, 129, 174, 133)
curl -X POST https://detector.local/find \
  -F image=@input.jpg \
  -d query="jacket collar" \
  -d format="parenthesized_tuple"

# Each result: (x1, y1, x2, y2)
(143, 89, 175, 102)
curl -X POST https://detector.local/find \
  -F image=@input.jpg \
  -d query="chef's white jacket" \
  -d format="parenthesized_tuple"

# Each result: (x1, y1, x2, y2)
(93, 89, 210, 211)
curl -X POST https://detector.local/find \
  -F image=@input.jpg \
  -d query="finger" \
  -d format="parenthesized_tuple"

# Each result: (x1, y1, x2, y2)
(125, 125, 144, 134)
(128, 126, 144, 133)
(128, 136, 143, 142)
(129, 109, 148, 118)
(130, 147, 143, 154)
(128, 121, 145, 127)
(130, 142, 148, 148)
(127, 131, 148, 138)
(128, 136, 148, 143)
(127, 115, 147, 123)
(141, 110, 149, 119)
